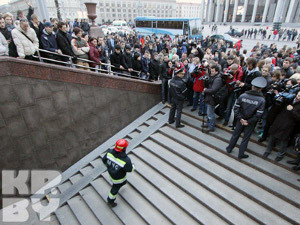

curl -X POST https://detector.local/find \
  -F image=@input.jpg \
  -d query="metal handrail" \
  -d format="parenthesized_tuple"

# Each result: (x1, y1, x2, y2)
(36, 49, 147, 80)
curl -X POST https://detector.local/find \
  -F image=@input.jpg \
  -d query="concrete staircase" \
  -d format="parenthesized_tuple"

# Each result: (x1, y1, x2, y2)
(21, 103, 300, 224)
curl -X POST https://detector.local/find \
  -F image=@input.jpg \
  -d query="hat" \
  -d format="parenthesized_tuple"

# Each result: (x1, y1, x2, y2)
(227, 55, 235, 60)
(115, 45, 121, 50)
(251, 77, 267, 88)
(44, 22, 53, 27)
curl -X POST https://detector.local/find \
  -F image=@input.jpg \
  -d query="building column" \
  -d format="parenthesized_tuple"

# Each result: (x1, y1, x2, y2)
(241, 0, 248, 22)
(262, 0, 271, 23)
(273, 0, 285, 22)
(207, 0, 214, 22)
(200, 0, 205, 22)
(215, 0, 220, 22)
(285, 0, 296, 23)
(251, 0, 259, 23)
(232, 0, 238, 22)
(223, 0, 230, 22)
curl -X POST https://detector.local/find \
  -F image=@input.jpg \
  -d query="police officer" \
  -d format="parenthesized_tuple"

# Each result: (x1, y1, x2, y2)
(102, 139, 134, 207)
(168, 67, 187, 128)
(226, 77, 266, 159)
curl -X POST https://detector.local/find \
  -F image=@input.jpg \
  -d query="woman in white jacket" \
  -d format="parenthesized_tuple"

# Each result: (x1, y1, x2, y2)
(11, 18, 39, 59)
(0, 32, 8, 56)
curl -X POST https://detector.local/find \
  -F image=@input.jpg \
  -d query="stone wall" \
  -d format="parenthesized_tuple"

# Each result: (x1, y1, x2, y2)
(0, 57, 161, 171)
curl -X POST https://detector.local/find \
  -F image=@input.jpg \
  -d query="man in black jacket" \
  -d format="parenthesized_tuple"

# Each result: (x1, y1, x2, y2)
(239, 57, 262, 94)
(168, 68, 187, 128)
(110, 45, 124, 75)
(203, 64, 223, 132)
(226, 77, 266, 159)
(102, 139, 134, 207)
(160, 54, 171, 104)
(149, 52, 160, 81)
(122, 44, 133, 75)
(56, 22, 75, 62)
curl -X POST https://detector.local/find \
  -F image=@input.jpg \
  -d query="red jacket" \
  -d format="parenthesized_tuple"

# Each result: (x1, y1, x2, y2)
(273, 30, 278, 35)
(193, 65, 206, 92)
(89, 44, 100, 67)
(225, 65, 243, 92)
(234, 40, 242, 51)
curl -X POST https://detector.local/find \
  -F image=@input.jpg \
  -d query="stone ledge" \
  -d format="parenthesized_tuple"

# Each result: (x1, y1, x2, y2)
(0, 57, 161, 95)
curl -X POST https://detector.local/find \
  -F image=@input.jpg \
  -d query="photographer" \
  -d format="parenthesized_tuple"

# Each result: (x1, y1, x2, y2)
(191, 57, 207, 116)
(203, 64, 223, 132)
(263, 90, 300, 161)
(222, 64, 244, 126)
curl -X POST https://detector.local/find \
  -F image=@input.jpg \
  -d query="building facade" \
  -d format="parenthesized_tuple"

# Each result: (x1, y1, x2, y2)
(0, 0, 299, 24)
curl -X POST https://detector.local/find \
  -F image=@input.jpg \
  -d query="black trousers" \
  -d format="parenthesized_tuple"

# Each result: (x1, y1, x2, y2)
(226, 120, 256, 157)
(107, 181, 127, 203)
(169, 99, 184, 126)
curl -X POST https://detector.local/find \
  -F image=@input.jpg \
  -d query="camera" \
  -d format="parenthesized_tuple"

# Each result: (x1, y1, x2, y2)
(222, 70, 233, 77)
(266, 79, 287, 95)
(228, 80, 242, 93)
(192, 66, 205, 75)
(274, 84, 300, 106)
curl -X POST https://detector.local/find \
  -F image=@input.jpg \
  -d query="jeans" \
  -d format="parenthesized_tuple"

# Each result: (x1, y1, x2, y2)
(206, 104, 215, 130)
(224, 92, 237, 123)
(192, 91, 207, 115)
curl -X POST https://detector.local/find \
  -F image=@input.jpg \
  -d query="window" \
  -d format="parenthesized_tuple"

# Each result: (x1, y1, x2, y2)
(128, 9, 131, 12)
(111, 3, 115, 7)
(112, 14, 116, 17)
(112, 9, 115, 12)
(100, 8, 104, 12)
(106, 8, 110, 12)
(117, 9, 121, 12)
(136, 21, 151, 28)
(122, 3, 126, 7)
(123, 14, 126, 17)
(123, 9, 126, 12)
(106, 3, 109, 6)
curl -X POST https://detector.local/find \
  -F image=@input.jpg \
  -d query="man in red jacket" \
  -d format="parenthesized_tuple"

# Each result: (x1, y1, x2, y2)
(223, 63, 243, 126)
(190, 57, 207, 116)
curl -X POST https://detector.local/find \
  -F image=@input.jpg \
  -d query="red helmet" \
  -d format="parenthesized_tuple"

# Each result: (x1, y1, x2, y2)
(114, 139, 129, 152)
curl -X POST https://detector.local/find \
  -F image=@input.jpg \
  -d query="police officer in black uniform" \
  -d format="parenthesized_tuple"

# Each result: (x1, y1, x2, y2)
(102, 139, 134, 207)
(168, 68, 187, 128)
(226, 77, 266, 159)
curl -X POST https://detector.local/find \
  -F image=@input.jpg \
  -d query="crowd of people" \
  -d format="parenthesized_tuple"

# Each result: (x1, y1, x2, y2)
(0, 3, 300, 169)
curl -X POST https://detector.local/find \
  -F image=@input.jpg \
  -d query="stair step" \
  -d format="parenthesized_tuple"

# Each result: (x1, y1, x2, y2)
(128, 130, 140, 138)
(156, 127, 300, 224)
(55, 204, 80, 225)
(79, 186, 122, 225)
(57, 181, 72, 193)
(127, 155, 228, 225)
(69, 173, 84, 184)
(91, 177, 147, 225)
(90, 158, 102, 168)
(141, 138, 291, 224)
(67, 195, 100, 225)
(80, 165, 94, 176)
(101, 172, 173, 225)
(180, 113, 295, 168)
(132, 145, 259, 224)
(163, 121, 300, 191)
(137, 124, 149, 132)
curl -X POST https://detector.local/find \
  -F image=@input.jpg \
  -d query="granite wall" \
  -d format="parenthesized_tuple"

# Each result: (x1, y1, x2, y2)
(0, 57, 161, 171)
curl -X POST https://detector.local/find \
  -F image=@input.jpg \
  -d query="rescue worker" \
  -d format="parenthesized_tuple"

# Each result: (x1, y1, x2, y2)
(102, 139, 134, 207)
(168, 67, 187, 128)
(226, 77, 266, 159)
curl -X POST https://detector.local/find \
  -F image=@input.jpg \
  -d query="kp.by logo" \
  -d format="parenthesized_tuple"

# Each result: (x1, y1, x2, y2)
(2, 170, 62, 222)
